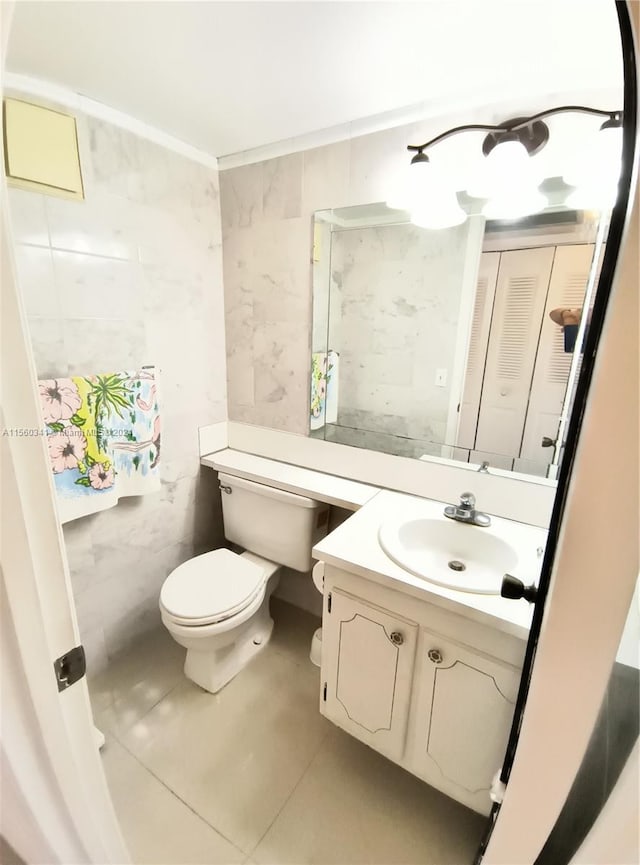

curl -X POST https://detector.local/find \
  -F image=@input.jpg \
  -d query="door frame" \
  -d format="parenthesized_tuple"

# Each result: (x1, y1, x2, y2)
(481, 2, 639, 861)
(1, 3, 129, 861)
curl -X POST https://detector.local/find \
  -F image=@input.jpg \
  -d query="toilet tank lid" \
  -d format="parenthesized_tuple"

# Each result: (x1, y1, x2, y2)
(218, 472, 325, 509)
(160, 549, 264, 621)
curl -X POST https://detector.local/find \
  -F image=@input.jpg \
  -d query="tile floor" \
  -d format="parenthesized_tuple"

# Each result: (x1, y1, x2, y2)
(92, 599, 485, 864)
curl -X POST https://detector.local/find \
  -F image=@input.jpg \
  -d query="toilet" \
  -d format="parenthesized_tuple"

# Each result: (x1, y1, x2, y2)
(160, 472, 330, 693)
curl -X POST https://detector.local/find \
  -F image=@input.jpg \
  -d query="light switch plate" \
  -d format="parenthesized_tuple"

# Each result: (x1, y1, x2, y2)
(435, 368, 448, 387)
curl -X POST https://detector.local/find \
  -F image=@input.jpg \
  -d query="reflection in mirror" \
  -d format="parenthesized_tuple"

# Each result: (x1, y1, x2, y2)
(310, 191, 609, 481)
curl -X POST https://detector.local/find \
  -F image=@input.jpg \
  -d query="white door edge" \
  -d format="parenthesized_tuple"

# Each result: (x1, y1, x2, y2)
(1, 4, 129, 860)
(483, 45, 640, 863)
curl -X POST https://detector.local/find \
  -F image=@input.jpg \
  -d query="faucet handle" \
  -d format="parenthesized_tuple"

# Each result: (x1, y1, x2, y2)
(459, 491, 476, 509)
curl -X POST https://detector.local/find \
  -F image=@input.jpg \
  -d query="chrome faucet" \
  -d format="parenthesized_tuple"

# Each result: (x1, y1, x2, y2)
(444, 492, 491, 527)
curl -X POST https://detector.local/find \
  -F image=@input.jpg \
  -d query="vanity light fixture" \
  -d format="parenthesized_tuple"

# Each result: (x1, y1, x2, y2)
(563, 115, 624, 209)
(467, 127, 549, 219)
(392, 106, 623, 228)
(386, 149, 467, 227)
(407, 150, 467, 229)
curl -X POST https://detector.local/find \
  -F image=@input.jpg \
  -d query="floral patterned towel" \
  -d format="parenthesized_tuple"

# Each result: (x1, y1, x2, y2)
(38, 367, 161, 523)
(310, 350, 338, 430)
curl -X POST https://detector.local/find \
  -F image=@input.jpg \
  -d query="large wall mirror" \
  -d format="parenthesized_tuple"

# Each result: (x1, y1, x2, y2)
(310, 180, 611, 481)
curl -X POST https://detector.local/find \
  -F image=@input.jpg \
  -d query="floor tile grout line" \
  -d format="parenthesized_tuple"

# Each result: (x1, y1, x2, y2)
(101, 681, 181, 750)
(94, 676, 183, 738)
(97, 617, 325, 861)
(90, 638, 186, 698)
(111, 734, 245, 857)
(245, 725, 335, 860)
(90, 639, 185, 707)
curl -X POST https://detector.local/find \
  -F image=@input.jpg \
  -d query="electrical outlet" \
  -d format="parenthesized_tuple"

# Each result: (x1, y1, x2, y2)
(435, 368, 448, 387)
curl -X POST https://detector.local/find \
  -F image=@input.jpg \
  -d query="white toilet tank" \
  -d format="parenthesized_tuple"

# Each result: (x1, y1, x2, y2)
(218, 473, 330, 572)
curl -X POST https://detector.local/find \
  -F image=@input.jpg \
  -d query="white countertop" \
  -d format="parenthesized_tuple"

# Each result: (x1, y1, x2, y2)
(313, 489, 548, 640)
(201, 448, 379, 511)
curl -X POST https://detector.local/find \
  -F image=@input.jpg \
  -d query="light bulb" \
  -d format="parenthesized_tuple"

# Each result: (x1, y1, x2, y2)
(386, 164, 413, 210)
(563, 121, 623, 210)
(483, 188, 548, 220)
(467, 139, 542, 199)
(563, 123, 622, 186)
(469, 137, 548, 219)
(411, 204, 467, 230)
(408, 155, 467, 230)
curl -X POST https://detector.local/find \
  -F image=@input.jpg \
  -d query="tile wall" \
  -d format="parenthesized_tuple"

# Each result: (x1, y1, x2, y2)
(328, 220, 477, 446)
(8, 108, 227, 673)
(220, 123, 422, 435)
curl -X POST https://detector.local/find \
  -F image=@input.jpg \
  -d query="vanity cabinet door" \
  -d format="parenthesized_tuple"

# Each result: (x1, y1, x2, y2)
(409, 630, 521, 815)
(321, 590, 418, 762)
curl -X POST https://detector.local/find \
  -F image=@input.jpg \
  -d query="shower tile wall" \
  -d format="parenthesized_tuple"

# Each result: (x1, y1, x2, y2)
(8, 109, 227, 673)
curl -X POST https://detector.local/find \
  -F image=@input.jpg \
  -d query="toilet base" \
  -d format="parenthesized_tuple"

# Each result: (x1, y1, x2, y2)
(183, 597, 275, 693)
(161, 553, 281, 694)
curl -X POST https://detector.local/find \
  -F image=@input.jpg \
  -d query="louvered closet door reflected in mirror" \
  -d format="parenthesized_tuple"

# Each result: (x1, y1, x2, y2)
(516, 244, 595, 475)
(473, 247, 556, 467)
(458, 245, 595, 476)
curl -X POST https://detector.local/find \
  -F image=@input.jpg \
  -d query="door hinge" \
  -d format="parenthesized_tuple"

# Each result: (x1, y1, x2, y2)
(327, 592, 332, 613)
(54, 645, 86, 692)
(323, 682, 327, 701)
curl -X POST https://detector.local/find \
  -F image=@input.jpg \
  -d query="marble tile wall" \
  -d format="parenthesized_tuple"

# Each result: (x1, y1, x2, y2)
(220, 124, 421, 434)
(329, 221, 474, 445)
(311, 219, 332, 353)
(8, 110, 227, 673)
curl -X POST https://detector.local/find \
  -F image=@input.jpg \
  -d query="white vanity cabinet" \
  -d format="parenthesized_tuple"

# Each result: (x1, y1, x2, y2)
(319, 565, 527, 816)
(321, 589, 418, 761)
(407, 630, 521, 813)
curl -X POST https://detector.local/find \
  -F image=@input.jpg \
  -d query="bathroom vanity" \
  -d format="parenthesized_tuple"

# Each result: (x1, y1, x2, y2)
(312, 489, 546, 815)
(202, 448, 548, 816)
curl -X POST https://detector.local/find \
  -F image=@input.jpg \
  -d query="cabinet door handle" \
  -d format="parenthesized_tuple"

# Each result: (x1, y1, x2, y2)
(428, 648, 443, 664)
(389, 631, 404, 646)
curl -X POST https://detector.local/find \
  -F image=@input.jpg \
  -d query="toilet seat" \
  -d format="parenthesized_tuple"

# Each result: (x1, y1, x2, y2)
(160, 549, 265, 627)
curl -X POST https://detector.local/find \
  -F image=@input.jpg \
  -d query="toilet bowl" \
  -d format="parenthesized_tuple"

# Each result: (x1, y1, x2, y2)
(160, 473, 330, 693)
(160, 549, 280, 693)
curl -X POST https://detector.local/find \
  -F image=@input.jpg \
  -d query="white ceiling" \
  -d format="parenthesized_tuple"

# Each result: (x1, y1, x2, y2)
(6, 0, 624, 158)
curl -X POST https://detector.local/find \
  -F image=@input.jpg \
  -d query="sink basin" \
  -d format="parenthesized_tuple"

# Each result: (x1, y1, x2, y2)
(378, 517, 519, 594)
